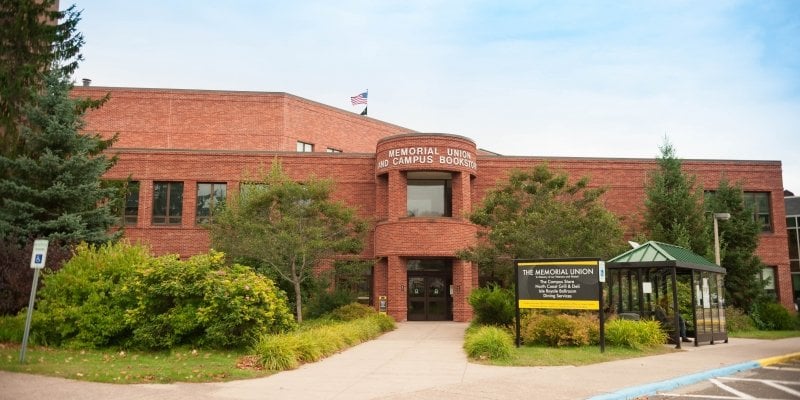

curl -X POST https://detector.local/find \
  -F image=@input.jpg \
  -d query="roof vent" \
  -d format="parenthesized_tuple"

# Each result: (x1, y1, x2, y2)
(82, 78, 91, 87)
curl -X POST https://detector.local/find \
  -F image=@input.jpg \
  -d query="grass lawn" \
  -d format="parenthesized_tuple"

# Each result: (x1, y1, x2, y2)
(729, 330, 800, 340)
(0, 342, 273, 383)
(479, 345, 677, 367)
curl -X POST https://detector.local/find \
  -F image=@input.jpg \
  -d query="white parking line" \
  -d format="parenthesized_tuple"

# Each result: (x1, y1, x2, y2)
(709, 378, 756, 399)
(762, 380, 800, 397)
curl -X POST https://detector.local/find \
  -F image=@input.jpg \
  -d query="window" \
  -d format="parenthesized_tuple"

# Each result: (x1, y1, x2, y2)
(334, 261, 373, 305)
(757, 266, 776, 298)
(124, 181, 140, 225)
(152, 182, 183, 225)
(743, 192, 772, 232)
(196, 183, 226, 224)
(326, 147, 342, 153)
(296, 141, 313, 152)
(407, 171, 452, 217)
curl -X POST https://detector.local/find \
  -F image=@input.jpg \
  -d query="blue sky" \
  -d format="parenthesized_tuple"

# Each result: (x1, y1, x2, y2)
(73, 1, 800, 192)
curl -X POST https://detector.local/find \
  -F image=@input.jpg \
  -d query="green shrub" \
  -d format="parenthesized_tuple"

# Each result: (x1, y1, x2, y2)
(725, 306, 755, 332)
(464, 325, 514, 360)
(294, 332, 325, 362)
(251, 314, 395, 371)
(33, 242, 147, 348)
(252, 334, 300, 370)
(304, 289, 356, 320)
(125, 251, 296, 349)
(32, 243, 295, 349)
(605, 319, 667, 349)
(751, 301, 797, 331)
(468, 284, 515, 326)
(329, 302, 376, 321)
(521, 313, 596, 347)
(0, 314, 25, 342)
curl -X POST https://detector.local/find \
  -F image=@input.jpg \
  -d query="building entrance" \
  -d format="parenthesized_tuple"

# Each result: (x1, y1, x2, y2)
(406, 259, 452, 321)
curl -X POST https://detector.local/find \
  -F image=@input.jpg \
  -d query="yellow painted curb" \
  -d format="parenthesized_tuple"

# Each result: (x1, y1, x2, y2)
(758, 351, 800, 367)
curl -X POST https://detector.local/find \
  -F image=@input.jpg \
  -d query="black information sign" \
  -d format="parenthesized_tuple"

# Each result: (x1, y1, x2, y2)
(516, 259, 601, 310)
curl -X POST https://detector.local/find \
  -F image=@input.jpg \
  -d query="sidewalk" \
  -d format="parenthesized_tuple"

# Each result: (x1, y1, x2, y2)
(0, 322, 798, 400)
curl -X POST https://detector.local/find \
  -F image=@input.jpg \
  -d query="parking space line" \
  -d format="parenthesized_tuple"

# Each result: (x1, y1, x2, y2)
(762, 380, 800, 397)
(709, 378, 756, 399)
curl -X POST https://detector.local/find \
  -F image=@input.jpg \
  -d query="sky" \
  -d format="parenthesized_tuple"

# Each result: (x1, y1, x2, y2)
(72, 1, 800, 192)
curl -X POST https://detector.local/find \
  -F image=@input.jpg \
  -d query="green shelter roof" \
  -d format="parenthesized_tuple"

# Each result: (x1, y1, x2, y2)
(608, 241, 724, 272)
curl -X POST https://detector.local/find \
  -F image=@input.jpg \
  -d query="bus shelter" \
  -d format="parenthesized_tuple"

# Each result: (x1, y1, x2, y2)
(606, 241, 727, 348)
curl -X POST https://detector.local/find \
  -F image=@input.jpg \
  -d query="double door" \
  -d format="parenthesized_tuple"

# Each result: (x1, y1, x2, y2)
(407, 274, 450, 321)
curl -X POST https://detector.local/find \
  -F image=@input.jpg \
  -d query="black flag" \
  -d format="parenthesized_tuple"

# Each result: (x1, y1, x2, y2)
(360, 106, 368, 116)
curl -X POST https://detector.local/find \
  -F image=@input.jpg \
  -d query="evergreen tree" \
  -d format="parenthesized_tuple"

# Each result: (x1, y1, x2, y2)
(208, 161, 367, 322)
(706, 178, 765, 310)
(459, 164, 626, 286)
(0, 69, 119, 244)
(644, 139, 709, 254)
(1, 0, 84, 156)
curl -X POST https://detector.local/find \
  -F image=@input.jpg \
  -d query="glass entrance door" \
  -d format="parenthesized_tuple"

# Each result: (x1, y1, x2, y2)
(407, 275, 448, 321)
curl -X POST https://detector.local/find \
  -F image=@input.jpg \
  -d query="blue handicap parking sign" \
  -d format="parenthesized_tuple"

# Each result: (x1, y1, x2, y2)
(35, 254, 42, 264)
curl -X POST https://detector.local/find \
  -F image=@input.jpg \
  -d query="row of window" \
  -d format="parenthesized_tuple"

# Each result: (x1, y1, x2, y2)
(296, 140, 342, 153)
(123, 178, 774, 230)
(124, 181, 227, 226)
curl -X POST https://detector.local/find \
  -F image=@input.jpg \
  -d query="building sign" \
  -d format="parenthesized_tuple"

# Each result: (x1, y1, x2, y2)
(376, 146, 477, 171)
(516, 259, 601, 310)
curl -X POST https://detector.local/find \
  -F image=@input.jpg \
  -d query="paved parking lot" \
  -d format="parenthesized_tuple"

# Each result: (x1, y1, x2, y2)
(650, 358, 800, 399)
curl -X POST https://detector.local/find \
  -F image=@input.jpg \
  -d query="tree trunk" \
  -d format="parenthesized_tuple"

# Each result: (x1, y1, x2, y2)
(294, 278, 303, 323)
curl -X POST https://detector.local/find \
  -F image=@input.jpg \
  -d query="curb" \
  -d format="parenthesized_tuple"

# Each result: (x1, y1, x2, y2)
(586, 352, 800, 400)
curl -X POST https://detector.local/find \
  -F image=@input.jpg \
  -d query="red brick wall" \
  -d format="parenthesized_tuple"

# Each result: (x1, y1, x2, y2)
(73, 87, 414, 153)
(474, 156, 791, 311)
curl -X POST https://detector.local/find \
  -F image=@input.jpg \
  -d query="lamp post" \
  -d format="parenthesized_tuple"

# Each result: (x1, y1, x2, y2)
(713, 212, 731, 266)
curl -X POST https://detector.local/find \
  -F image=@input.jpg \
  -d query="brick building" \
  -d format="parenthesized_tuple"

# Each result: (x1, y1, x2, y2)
(73, 86, 794, 320)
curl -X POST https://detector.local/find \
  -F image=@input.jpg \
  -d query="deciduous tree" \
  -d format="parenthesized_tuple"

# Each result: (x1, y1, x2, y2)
(459, 164, 625, 286)
(208, 161, 367, 322)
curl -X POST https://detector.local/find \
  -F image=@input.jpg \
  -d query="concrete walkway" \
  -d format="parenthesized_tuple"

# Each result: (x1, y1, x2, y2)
(1, 322, 798, 400)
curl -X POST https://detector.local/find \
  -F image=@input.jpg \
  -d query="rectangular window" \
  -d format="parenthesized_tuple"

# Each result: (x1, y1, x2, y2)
(296, 141, 314, 152)
(407, 171, 452, 217)
(743, 192, 772, 232)
(196, 183, 226, 224)
(124, 181, 140, 225)
(757, 266, 776, 298)
(152, 181, 183, 225)
(326, 147, 342, 153)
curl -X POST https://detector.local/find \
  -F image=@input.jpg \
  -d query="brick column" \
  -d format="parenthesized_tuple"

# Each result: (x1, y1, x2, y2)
(387, 170, 406, 221)
(452, 259, 475, 322)
(373, 258, 388, 310)
(387, 255, 407, 321)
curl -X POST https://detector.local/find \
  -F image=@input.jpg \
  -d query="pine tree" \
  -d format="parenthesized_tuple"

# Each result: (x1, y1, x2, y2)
(0, 69, 119, 244)
(706, 178, 765, 310)
(1, 0, 84, 156)
(644, 139, 709, 254)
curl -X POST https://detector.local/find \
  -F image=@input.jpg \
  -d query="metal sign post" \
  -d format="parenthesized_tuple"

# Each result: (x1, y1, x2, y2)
(20, 239, 48, 363)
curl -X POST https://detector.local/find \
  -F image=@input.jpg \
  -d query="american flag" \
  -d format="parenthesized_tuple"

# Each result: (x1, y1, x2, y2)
(351, 91, 368, 105)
